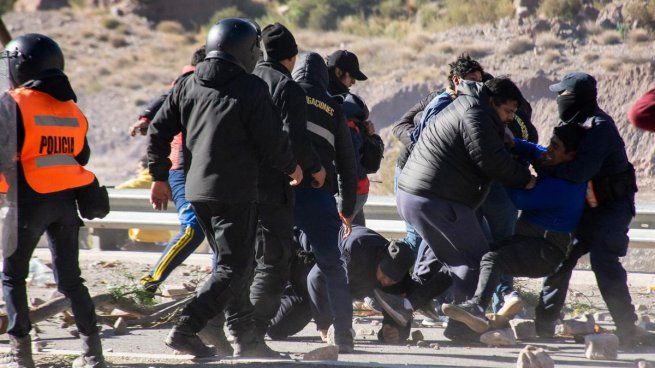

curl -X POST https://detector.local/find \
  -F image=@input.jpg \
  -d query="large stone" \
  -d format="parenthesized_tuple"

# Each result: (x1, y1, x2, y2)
(411, 330, 424, 342)
(596, 3, 623, 29)
(510, 319, 537, 340)
(516, 345, 555, 368)
(562, 315, 595, 336)
(113, 317, 128, 336)
(584, 334, 619, 360)
(303, 345, 338, 361)
(480, 329, 516, 346)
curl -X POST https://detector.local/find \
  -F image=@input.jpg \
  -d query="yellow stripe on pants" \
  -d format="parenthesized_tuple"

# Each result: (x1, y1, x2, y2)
(151, 226, 195, 282)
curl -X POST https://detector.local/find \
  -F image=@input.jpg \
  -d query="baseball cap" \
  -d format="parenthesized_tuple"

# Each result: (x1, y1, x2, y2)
(549, 72, 597, 95)
(326, 50, 367, 81)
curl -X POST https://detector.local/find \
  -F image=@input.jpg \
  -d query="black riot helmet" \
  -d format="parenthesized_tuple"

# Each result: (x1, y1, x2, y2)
(3, 33, 65, 88)
(205, 18, 261, 73)
(337, 93, 369, 123)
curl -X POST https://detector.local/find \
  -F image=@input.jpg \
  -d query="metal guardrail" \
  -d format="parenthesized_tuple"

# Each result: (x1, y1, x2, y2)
(87, 189, 655, 248)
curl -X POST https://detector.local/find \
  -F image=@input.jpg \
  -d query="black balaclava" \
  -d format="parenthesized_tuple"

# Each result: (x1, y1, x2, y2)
(556, 92, 598, 124)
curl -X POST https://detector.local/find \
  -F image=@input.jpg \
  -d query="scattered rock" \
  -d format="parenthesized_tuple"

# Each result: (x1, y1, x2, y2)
(411, 330, 424, 342)
(596, 3, 623, 30)
(29, 297, 45, 308)
(510, 319, 537, 340)
(68, 327, 80, 338)
(517, 344, 555, 368)
(636, 360, 655, 368)
(357, 328, 375, 337)
(303, 345, 338, 361)
(593, 312, 612, 322)
(480, 329, 516, 346)
(430, 343, 440, 350)
(162, 286, 189, 300)
(562, 315, 595, 336)
(106, 348, 114, 353)
(584, 333, 619, 360)
(113, 317, 128, 336)
(417, 340, 430, 348)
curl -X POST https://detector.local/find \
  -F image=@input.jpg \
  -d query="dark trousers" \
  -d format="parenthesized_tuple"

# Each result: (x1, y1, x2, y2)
(178, 201, 257, 341)
(250, 202, 294, 335)
(142, 170, 205, 288)
(397, 189, 488, 303)
(536, 198, 637, 331)
(2, 200, 98, 338)
(411, 240, 453, 309)
(267, 292, 312, 340)
(472, 220, 571, 309)
(294, 188, 352, 339)
(478, 181, 519, 312)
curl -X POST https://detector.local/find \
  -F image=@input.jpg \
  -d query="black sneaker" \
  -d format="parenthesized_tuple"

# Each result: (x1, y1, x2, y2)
(373, 289, 413, 327)
(417, 300, 442, 323)
(165, 325, 215, 358)
(233, 341, 281, 359)
(442, 301, 489, 334)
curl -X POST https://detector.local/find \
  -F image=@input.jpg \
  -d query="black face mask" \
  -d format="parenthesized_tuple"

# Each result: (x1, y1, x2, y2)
(556, 93, 596, 124)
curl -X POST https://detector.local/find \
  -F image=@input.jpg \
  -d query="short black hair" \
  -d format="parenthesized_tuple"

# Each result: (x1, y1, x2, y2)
(553, 123, 586, 152)
(191, 45, 206, 66)
(448, 54, 484, 90)
(484, 76, 523, 107)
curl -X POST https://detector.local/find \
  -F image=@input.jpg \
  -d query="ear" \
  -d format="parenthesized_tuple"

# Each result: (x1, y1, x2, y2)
(334, 67, 343, 78)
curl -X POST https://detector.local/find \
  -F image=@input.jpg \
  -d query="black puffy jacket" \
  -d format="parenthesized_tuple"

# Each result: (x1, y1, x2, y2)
(148, 59, 297, 203)
(292, 52, 357, 217)
(254, 59, 322, 205)
(398, 81, 531, 208)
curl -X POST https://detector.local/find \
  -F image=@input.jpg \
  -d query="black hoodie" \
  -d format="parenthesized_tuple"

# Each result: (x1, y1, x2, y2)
(292, 52, 357, 216)
(148, 58, 297, 203)
(0, 75, 91, 203)
(253, 59, 321, 205)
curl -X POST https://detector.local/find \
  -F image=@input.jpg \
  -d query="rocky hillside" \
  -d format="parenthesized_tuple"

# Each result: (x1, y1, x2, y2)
(3, 1, 655, 195)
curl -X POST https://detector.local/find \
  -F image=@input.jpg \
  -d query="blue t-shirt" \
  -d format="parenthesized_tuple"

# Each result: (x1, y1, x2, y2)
(410, 91, 453, 143)
(506, 139, 586, 232)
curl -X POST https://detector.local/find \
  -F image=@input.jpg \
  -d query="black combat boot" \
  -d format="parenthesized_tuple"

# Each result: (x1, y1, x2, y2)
(164, 324, 215, 358)
(72, 332, 107, 368)
(197, 316, 234, 357)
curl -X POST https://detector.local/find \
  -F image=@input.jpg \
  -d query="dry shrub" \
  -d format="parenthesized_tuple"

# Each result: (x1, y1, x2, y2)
(538, 0, 582, 21)
(600, 58, 620, 72)
(82, 30, 94, 39)
(628, 29, 651, 44)
(457, 42, 492, 59)
(443, 0, 514, 26)
(583, 20, 603, 37)
(433, 43, 455, 55)
(543, 50, 561, 64)
(597, 30, 622, 45)
(582, 53, 599, 63)
(624, 0, 655, 30)
(156, 20, 185, 34)
(506, 37, 534, 55)
(536, 33, 563, 49)
(101, 17, 121, 30)
(110, 36, 128, 48)
(406, 32, 433, 53)
(96, 34, 109, 42)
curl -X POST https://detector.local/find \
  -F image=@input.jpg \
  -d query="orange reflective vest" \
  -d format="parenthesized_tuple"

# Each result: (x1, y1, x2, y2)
(7, 88, 95, 194)
(0, 174, 7, 193)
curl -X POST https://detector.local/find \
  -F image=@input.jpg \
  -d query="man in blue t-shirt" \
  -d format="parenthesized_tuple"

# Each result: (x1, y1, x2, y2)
(440, 123, 587, 334)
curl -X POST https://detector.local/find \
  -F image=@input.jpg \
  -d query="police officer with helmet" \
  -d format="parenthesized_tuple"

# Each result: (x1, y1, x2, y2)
(147, 18, 302, 358)
(0, 34, 106, 368)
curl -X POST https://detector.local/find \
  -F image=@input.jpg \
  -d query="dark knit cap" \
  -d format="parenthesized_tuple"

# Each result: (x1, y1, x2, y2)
(262, 23, 298, 61)
(379, 240, 414, 282)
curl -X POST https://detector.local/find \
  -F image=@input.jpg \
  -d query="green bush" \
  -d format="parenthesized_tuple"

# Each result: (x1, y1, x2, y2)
(287, 0, 339, 30)
(538, 0, 582, 21)
(101, 17, 122, 30)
